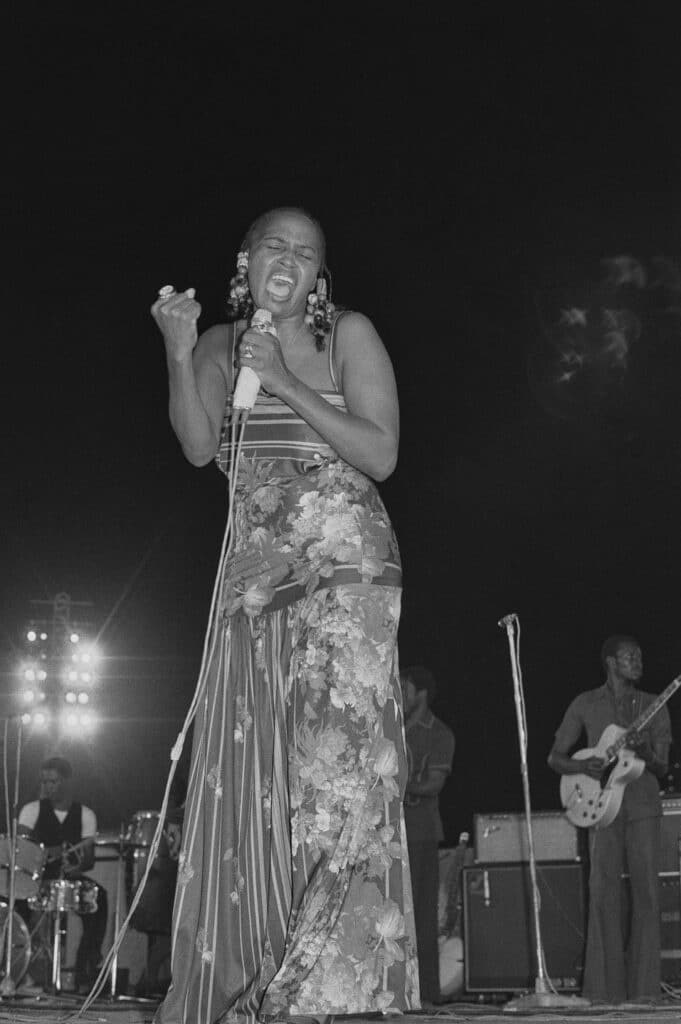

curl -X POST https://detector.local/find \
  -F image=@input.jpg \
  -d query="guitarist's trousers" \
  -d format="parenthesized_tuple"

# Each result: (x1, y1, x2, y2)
(583, 813, 661, 1003)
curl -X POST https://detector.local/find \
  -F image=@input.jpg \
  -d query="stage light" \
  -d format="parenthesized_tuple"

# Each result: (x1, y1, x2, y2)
(33, 712, 48, 728)
(77, 692, 89, 705)
(23, 668, 36, 682)
(65, 691, 77, 704)
(67, 670, 78, 683)
(80, 712, 95, 729)
(81, 672, 92, 684)
(62, 711, 79, 729)
(70, 633, 80, 644)
(21, 713, 31, 725)
(40, 632, 47, 641)
(37, 669, 47, 681)
(23, 689, 35, 703)
(26, 630, 37, 642)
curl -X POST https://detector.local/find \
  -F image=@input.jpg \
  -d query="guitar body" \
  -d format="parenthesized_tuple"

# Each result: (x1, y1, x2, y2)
(560, 724, 645, 829)
(437, 841, 471, 1000)
(439, 934, 464, 998)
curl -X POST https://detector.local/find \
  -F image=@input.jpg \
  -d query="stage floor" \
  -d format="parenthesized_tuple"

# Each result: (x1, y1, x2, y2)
(3, 998, 681, 1024)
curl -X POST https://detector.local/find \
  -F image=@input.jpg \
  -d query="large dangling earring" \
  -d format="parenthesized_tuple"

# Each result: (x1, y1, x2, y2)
(305, 273, 335, 350)
(228, 250, 254, 320)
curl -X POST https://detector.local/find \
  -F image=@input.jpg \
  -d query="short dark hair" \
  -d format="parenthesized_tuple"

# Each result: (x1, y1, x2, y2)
(41, 756, 72, 780)
(402, 665, 438, 704)
(600, 635, 640, 671)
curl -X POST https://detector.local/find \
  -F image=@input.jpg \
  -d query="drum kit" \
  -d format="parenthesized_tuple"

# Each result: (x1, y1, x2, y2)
(0, 810, 163, 997)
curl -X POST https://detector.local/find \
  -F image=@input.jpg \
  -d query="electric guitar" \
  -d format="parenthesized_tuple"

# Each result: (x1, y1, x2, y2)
(560, 674, 681, 829)
(438, 833, 472, 999)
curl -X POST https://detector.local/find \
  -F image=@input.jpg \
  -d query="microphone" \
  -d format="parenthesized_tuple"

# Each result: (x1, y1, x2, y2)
(232, 308, 277, 411)
(497, 612, 517, 629)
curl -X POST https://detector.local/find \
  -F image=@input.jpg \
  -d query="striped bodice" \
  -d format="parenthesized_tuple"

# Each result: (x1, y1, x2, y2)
(216, 313, 348, 475)
(216, 390, 346, 475)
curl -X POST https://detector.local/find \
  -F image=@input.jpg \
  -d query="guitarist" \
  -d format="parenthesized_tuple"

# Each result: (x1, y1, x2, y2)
(547, 635, 671, 1005)
(18, 756, 108, 993)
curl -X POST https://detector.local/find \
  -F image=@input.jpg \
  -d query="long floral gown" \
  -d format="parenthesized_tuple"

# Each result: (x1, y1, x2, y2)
(155, 318, 419, 1024)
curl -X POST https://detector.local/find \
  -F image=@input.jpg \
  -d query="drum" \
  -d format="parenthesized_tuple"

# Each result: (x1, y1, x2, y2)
(124, 810, 161, 895)
(28, 877, 99, 915)
(0, 834, 46, 900)
(0, 904, 31, 987)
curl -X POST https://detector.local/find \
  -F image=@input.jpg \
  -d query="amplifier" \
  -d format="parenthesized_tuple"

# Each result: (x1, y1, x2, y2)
(474, 811, 580, 862)
(660, 874, 681, 983)
(661, 797, 681, 873)
(463, 861, 586, 992)
(621, 871, 681, 984)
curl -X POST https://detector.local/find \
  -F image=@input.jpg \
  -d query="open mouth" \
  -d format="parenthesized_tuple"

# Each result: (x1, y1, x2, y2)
(266, 274, 295, 301)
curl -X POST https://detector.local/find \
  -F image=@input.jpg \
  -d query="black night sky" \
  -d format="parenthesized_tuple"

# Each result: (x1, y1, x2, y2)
(3, 6, 681, 843)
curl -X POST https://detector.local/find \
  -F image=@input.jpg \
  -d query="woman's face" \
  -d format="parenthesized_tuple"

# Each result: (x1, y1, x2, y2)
(247, 211, 323, 317)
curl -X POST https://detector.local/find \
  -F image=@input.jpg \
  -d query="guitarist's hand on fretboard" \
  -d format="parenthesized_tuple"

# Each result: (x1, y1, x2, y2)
(627, 732, 667, 778)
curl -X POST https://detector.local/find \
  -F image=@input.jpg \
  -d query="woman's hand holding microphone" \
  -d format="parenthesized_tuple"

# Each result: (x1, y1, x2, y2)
(236, 319, 292, 400)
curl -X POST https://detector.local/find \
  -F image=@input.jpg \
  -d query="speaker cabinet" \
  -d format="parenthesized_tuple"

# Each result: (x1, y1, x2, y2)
(621, 871, 681, 984)
(463, 861, 586, 992)
(661, 798, 681, 873)
(660, 874, 681, 983)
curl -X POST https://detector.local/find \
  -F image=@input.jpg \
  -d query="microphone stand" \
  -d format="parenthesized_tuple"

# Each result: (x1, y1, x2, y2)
(497, 614, 588, 1012)
(0, 719, 23, 998)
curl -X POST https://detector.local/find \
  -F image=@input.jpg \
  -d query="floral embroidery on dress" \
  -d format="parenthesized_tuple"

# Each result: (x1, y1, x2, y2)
(221, 459, 399, 619)
(177, 852, 195, 887)
(261, 587, 419, 1016)
(233, 695, 253, 743)
(196, 928, 213, 963)
(206, 764, 223, 797)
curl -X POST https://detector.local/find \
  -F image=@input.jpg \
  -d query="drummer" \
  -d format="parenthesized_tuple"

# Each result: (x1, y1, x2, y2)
(18, 756, 108, 993)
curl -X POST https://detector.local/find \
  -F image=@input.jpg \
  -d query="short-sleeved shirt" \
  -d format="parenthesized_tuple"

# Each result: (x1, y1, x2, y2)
(404, 710, 455, 843)
(553, 684, 672, 822)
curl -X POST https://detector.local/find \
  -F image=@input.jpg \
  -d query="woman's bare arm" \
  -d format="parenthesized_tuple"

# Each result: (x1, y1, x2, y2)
(166, 326, 228, 466)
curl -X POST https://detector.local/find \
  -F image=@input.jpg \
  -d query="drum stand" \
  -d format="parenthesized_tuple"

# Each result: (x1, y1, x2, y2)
(109, 831, 126, 1000)
(0, 718, 23, 999)
(49, 910, 66, 993)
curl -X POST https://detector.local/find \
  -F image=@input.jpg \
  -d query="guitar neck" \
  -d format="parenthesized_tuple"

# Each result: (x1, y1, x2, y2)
(610, 674, 681, 757)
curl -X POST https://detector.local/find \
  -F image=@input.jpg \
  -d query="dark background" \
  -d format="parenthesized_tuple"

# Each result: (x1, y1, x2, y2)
(3, 5, 681, 843)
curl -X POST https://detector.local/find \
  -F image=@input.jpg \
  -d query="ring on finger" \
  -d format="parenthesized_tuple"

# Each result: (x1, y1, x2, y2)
(158, 285, 176, 299)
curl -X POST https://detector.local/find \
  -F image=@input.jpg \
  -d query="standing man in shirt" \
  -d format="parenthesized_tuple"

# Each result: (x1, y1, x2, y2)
(548, 635, 671, 1005)
(18, 756, 108, 993)
(401, 665, 455, 1006)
